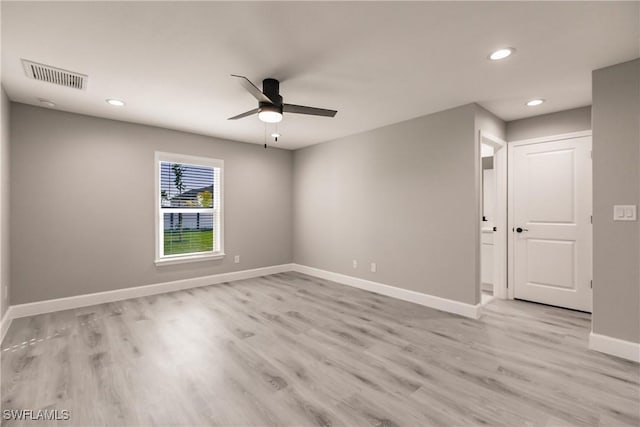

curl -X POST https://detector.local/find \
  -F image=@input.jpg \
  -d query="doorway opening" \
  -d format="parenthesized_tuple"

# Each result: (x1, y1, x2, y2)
(479, 132, 507, 304)
(479, 130, 593, 313)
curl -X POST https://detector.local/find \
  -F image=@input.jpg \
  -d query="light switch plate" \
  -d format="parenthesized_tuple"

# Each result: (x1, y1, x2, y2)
(613, 205, 637, 221)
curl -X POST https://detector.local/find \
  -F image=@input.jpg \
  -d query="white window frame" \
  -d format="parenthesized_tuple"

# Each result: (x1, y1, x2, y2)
(154, 152, 224, 266)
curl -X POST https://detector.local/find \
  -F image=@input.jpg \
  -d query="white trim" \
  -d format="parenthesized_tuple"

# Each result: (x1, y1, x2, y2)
(155, 151, 225, 169)
(160, 208, 214, 214)
(292, 264, 481, 319)
(155, 252, 225, 266)
(481, 132, 507, 147)
(479, 131, 507, 301)
(0, 307, 12, 344)
(589, 332, 640, 363)
(481, 293, 496, 306)
(508, 130, 592, 147)
(3, 264, 294, 322)
(1, 263, 480, 342)
(507, 141, 516, 299)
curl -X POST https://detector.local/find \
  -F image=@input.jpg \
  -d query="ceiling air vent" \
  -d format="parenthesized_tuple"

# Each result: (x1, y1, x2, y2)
(22, 59, 87, 90)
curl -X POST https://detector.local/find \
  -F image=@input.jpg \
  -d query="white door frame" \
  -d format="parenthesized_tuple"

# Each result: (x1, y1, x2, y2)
(479, 131, 507, 300)
(507, 130, 592, 299)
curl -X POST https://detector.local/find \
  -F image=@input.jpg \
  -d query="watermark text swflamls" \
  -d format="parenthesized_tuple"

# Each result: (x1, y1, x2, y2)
(3, 409, 70, 421)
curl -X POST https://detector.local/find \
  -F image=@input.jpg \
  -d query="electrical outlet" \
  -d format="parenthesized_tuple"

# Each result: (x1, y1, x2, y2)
(370, 262, 377, 273)
(234, 255, 240, 264)
(352, 260, 358, 269)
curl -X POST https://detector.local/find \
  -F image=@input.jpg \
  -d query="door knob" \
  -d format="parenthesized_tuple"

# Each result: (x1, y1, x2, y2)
(515, 227, 529, 233)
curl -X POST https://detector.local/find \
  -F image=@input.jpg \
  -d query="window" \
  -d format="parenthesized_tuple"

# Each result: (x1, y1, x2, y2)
(155, 152, 224, 265)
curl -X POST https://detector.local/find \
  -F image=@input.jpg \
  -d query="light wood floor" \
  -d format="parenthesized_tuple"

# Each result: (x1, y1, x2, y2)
(1, 272, 638, 427)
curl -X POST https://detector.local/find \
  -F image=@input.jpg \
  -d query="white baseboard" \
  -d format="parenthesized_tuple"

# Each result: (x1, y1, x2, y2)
(589, 332, 640, 363)
(5, 263, 636, 363)
(2, 262, 482, 344)
(1, 263, 294, 343)
(292, 264, 481, 319)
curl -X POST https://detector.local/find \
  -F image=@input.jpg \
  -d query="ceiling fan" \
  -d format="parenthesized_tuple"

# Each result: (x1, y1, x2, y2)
(228, 75, 337, 123)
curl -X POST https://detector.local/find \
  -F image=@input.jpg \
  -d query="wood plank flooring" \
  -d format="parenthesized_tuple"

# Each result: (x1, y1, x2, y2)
(1, 272, 638, 426)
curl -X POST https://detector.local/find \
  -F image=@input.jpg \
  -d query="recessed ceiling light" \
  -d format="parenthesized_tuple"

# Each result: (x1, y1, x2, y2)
(526, 99, 545, 107)
(271, 133, 280, 138)
(106, 98, 125, 107)
(489, 48, 514, 61)
(38, 98, 56, 108)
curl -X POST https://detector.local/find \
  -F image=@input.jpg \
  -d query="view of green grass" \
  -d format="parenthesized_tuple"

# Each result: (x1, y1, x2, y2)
(164, 229, 213, 255)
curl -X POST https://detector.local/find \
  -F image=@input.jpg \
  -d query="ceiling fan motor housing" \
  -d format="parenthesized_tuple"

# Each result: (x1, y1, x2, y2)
(262, 78, 283, 106)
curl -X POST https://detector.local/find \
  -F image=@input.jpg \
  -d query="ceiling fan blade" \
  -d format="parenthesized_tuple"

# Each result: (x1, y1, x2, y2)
(231, 74, 275, 103)
(228, 108, 259, 120)
(283, 103, 337, 117)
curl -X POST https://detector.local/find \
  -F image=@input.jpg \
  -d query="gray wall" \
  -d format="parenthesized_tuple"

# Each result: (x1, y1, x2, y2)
(592, 59, 640, 343)
(10, 103, 293, 304)
(506, 106, 591, 142)
(293, 104, 481, 305)
(0, 88, 9, 317)
(475, 105, 507, 142)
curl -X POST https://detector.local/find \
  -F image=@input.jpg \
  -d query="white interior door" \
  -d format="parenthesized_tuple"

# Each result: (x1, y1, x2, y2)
(512, 136, 592, 312)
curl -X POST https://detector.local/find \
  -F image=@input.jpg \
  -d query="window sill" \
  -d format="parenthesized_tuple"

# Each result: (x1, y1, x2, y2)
(155, 252, 225, 266)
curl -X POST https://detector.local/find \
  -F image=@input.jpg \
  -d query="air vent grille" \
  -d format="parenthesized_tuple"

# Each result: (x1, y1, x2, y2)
(22, 59, 87, 90)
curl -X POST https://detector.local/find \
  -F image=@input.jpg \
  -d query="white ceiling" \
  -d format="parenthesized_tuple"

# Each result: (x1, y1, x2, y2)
(2, 2, 638, 150)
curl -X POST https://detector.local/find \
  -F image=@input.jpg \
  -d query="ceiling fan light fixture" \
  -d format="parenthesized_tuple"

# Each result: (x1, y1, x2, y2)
(258, 105, 282, 123)
(258, 111, 282, 123)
